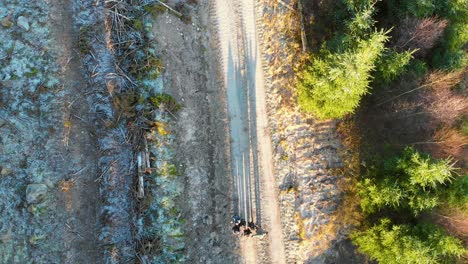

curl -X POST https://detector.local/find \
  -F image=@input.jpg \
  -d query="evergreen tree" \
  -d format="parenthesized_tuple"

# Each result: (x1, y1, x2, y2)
(352, 219, 465, 264)
(297, 0, 390, 119)
(358, 147, 456, 215)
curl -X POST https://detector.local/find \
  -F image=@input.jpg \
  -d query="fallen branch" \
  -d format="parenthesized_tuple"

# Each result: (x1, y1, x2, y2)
(137, 152, 145, 199)
(297, 0, 308, 53)
(278, 0, 295, 12)
(155, 0, 183, 18)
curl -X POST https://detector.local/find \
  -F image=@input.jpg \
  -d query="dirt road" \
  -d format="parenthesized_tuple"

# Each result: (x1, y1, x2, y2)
(214, 0, 287, 262)
(1, 0, 286, 262)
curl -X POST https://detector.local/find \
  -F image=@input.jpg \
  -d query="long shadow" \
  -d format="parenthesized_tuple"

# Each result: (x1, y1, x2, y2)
(226, 34, 263, 226)
(227, 44, 250, 221)
(244, 38, 262, 226)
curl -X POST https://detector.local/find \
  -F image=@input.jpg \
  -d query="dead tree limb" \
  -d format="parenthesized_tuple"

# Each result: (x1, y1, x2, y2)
(156, 0, 183, 18)
(297, 0, 308, 53)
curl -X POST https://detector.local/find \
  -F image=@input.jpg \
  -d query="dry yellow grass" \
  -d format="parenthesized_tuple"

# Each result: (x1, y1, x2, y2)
(58, 179, 75, 192)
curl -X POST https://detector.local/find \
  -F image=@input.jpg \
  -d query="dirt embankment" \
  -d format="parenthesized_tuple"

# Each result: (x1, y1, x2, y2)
(257, 0, 365, 263)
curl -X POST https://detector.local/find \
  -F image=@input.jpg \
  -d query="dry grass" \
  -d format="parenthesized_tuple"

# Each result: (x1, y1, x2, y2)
(261, 0, 306, 107)
(394, 17, 448, 57)
(335, 119, 364, 228)
(423, 70, 468, 126)
(428, 126, 468, 164)
(58, 179, 75, 192)
(432, 207, 468, 241)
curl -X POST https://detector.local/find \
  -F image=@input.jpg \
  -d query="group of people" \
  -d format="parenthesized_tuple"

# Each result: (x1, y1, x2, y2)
(232, 215, 258, 237)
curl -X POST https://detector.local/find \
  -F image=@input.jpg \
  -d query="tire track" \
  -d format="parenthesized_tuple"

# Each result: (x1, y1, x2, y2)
(213, 0, 287, 262)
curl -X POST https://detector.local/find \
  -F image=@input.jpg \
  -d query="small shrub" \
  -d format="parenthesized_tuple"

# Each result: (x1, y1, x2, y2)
(132, 19, 144, 31)
(431, 22, 468, 69)
(407, 59, 429, 77)
(78, 26, 92, 54)
(128, 51, 163, 80)
(150, 93, 181, 113)
(159, 163, 179, 177)
(24, 67, 39, 78)
(152, 121, 170, 136)
(375, 49, 414, 83)
(439, 174, 468, 211)
(143, 3, 167, 18)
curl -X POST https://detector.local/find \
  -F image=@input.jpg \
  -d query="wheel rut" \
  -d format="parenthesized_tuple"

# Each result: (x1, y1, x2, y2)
(213, 0, 287, 262)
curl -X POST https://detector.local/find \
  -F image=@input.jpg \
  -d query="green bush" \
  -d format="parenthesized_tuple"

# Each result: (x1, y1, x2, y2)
(375, 49, 414, 83)
(440, 174, 468, 211)
(150, 93, 181, 113)
(358, 147, 456, 214)
(407, 59, 429, 77)
(351, 219, 465, 264)
(432, 21, 468, 69)
(405, 0, 437, 18)
(345, 0, 379, 37)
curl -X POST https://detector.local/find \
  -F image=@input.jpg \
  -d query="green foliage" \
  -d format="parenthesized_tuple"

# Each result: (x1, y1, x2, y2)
(150, 93, 181, 113)
(298, 0, 390, 119)
(78, 26, 92, 54)
(345, 0, 379, 36)
(460, 117, 468, 136)
(129, 51, 163, 80)
(407, 59, 429, 77)
(358, 147, 456, 214)
(403, 0, 468, 69)
(375, 49, 414, 83)
(404, 0, 437, 18)
(298, 31, 388, 119)
(166, 164, 178, 176)
(24, 67, 39, 78)
(393, 148, 454, 189)
(351, 219, 465, 264)
(439, 174, 468, 211)
(384, 0, 467, 69)
(432, 21, 468, 69)
(132, 19, 144, 31)
(358, 178, 403, 212)
(143, 2, 167, 18)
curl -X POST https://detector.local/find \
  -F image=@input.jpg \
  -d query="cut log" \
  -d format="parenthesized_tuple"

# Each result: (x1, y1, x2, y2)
(137, 152, 145, 199)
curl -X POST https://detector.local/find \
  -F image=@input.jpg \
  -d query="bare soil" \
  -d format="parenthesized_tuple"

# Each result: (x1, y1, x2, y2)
(49, 0, 101, 262)
(152, 1, 239, 262)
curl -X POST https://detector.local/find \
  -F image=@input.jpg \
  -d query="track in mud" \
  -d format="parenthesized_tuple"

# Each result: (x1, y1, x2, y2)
(213, 0, 287, 263)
